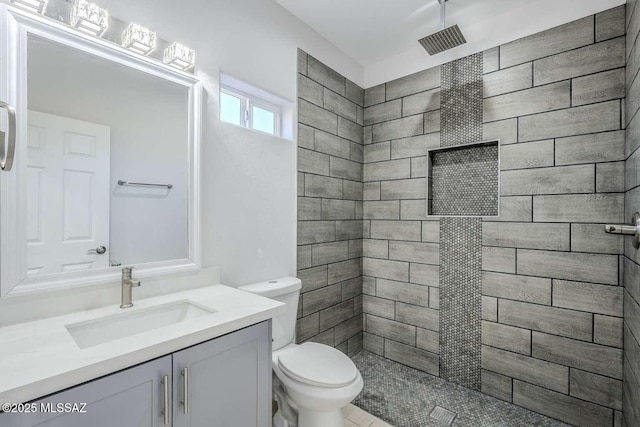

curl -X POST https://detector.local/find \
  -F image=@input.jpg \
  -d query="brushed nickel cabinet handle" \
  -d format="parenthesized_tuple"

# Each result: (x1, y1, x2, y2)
(161, 375, 170, 425)
(181, 367, 189, 414)
(0, 101, 16, 172)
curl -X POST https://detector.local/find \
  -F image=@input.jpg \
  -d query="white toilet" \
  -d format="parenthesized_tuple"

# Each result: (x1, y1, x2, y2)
(239, 277, 363, 427)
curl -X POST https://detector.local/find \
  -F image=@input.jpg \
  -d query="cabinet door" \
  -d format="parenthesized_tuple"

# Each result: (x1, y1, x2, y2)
(0, 356, 172, 427)
(172, 321, 271, 427)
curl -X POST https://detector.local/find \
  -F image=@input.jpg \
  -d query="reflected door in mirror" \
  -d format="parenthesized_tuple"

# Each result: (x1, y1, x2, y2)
(27, 111, 110, 276)
(0, 6, 200, 297)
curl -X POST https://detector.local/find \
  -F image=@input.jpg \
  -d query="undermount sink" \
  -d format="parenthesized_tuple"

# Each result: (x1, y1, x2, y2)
(65, 300, 215, 349)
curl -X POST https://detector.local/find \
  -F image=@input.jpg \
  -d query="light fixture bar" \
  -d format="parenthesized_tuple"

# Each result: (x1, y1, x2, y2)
(9, 0, 48, 14)
(163, 42, 195, 71)
(122, 23, 157, 56)
(70, 0, 109, 37)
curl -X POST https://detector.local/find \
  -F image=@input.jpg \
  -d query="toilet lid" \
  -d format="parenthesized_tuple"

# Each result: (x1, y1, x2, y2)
(277, 342, 358, 388)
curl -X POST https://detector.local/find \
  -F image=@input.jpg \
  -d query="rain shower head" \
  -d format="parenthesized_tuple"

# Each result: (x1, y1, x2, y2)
(418, 0, 467, 55)
(418, 24, 466, 55)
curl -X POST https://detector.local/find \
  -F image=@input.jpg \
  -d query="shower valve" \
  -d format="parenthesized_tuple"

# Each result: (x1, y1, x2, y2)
(605, 212, 640, 249)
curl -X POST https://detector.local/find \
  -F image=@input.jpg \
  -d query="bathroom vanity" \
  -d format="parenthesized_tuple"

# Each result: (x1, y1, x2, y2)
(0, 285, 284, 426)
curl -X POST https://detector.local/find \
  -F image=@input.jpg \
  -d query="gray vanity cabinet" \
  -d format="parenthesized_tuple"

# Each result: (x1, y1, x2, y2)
(0, 321, 271, 427)
(172, 320, 272, 427)
(0, 355, 172, 427)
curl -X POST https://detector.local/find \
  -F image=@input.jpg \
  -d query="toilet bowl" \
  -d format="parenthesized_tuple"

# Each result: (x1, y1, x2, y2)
(273, 343, 363, 427)
(238, 277, 363, 427)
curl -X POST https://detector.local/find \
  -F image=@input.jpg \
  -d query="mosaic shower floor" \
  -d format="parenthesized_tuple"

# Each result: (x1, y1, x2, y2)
(351, 351, 571, 427)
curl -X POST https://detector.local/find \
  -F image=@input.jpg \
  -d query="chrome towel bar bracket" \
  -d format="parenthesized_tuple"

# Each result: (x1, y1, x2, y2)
(117, 180, 173, 189)
(605, 212, 640, 249)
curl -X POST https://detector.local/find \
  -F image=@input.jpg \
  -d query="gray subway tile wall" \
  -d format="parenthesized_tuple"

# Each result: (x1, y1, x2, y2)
(360, 5, 627, 427)
(481, 345, 569, 393)
(572, 68, 625, 106)
(533, 38, 625, 86)
(360, 49, 446, 386)
(513, 381, 613, 427)
(481, 271, 551, 305)
(482, 63, 532, 98)
(597, 6, 626, 42)
(483, 118, 517, 145)
(296, 50, 364, 356)
(518, 101, 622, 142)
(554, 131, 625, 166)
(594, 315, 624, 348)
(626, 3, 640, 426)
(499, 140, 554, 170)
(532, 194, 624, 223)
(297, 4, 636, 426)
(482, 80, 571, 123)
(499, 16, 594, 67)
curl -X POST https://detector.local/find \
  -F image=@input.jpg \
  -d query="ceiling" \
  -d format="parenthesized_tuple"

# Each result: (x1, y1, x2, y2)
(274, 0, 626, 87)
(274, 0, 512, 66)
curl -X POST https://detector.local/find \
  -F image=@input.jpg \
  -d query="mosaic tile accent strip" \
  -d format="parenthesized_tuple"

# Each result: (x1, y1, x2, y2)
(430, 143, 498, 216)
(439, 217, 482, 390)
(352, 351, 570, 427)
(438, 53, 484, 391)
(440, 53, 483, 147)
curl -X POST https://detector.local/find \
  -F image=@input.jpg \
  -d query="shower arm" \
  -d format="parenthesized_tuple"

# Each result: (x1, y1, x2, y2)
(418, 0, 466, 55)
(439, 0, 447, 29)
(605, 212, 640, 249)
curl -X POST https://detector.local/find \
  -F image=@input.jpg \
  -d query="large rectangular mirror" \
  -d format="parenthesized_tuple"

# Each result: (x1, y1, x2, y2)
(0, 5, 201, 296)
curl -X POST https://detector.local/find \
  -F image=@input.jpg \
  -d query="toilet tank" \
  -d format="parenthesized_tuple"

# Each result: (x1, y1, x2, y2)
(238, 277, 301, 351)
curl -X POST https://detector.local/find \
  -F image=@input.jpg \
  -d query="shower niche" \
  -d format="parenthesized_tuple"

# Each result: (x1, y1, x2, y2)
(427, 140, 500, 217)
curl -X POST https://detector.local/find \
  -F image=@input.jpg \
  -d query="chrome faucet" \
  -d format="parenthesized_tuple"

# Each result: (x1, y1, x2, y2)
(120, 267, 141, 308)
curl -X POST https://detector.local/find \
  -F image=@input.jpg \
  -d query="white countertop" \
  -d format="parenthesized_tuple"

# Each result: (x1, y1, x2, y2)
(0, 285, 285, 404)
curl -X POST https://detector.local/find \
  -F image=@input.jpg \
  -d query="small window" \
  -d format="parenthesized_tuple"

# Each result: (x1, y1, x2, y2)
(219, 72, 293, 140)
(252, 105, 275, 135)
(220, 91, 242, 126)
(220, 86, 281, 137)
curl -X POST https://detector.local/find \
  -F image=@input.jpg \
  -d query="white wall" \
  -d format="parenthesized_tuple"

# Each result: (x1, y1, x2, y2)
(95, 0, 364, 286)
(28, 36, 189, 266)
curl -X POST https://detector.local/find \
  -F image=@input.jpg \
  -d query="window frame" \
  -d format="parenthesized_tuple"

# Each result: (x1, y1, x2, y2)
(220, 85, 281, 137)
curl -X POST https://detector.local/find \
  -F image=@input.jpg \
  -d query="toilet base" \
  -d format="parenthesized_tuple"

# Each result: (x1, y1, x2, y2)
(298, 408, 344, 427)
(273, 409, 296, 427)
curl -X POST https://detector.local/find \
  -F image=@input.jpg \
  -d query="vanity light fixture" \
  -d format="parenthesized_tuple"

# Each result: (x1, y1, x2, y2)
(122, 23, 157, 56)
(70, 0, 108, 37)
(163, 42, 195, 71)
(9, 0, 48, 14)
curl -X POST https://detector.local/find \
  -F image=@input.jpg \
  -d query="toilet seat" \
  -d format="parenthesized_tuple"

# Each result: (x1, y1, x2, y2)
(277, 342, 358, 388)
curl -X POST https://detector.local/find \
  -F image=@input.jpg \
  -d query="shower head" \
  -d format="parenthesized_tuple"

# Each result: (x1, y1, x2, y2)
(418, 24, 466, 55)
(418, 0, 467, 55)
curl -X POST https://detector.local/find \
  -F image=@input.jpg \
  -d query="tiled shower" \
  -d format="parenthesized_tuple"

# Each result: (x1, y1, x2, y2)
(297, 4, 639, 427)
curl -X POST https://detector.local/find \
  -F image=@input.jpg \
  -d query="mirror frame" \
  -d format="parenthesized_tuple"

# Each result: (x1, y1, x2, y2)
(0, 5, 202, 297)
